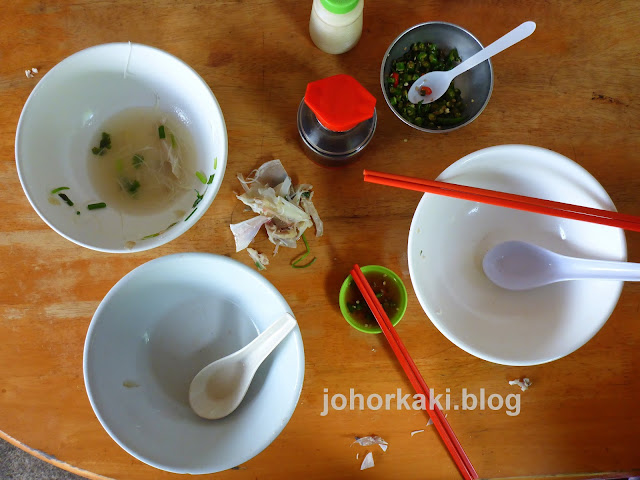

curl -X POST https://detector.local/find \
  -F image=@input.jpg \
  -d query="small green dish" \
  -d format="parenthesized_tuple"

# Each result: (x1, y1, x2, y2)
(339, 265, 408, 334)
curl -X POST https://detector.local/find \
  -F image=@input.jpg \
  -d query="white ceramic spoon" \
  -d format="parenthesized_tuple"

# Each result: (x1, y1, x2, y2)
(407, 21, 536, 105)
(483, 240, 637, 291)
(189, 312, 297, 420)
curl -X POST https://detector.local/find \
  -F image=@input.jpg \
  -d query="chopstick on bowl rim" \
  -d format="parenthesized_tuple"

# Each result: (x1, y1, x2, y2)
(363, 169, 640, 232)
(350, 264, 479, 480)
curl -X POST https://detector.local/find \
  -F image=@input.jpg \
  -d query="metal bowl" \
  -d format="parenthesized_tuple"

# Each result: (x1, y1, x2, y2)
(380, 22, 493, 133)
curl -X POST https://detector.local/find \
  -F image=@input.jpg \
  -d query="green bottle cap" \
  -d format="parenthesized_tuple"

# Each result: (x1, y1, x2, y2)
(320, 0, 359, 15)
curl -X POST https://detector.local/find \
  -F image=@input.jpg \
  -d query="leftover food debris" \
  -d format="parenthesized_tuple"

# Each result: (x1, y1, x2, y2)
(247, 247, 269, 271)
(410, 429, 424, 436)
(509, 378, 532, 391)
(25, 67, 38, 78)
(231, 159, 323, 270)
(360, 452, 374, 470)
(352, 435, 388, 471)
(122, 380, 140, 388)
(352, 435, 388, 451)
(426, 413, 446, 426)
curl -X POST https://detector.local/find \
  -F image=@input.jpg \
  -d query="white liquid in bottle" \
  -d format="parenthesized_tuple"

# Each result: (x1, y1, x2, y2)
(309, 0, 364, 55)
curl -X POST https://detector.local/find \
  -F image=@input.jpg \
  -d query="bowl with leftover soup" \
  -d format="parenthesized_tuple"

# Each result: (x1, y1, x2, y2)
(15, 43, 227, 252)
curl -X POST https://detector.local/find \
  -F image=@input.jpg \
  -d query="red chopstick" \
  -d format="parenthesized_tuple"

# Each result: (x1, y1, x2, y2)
(350, 264, 478, 480)
(363, 169, 640, 232)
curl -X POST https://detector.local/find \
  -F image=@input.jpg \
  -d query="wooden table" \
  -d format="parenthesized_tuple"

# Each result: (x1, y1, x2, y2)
(1, 1, 639, 479)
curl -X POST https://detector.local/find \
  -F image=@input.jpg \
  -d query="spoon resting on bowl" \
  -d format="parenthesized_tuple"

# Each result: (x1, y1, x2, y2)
(407, 21, 536, 105)
(189, 312, 297, 419)
(483, 240, 636, 291)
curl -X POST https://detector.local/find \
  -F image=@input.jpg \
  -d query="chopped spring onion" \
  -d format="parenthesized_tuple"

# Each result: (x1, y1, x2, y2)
(58, 193, 74, 206)
(87, 202, 107, 210)
(184, 207, 197, 222)
(158, 125, 166, 139)
(170, 133, 177, 148)
(214, 157, 218, 169)
(122, 179, 140, 194)
(195, 171, 207, 184)
(292, 233, 316, 269)
(140, 222, 178, 240)
(92, 132, 112, 156)
(193, 189, 204, 208)
(207, 174, 214, 184)
(50, 186, 70, 194)
(132, 154, 144, 169)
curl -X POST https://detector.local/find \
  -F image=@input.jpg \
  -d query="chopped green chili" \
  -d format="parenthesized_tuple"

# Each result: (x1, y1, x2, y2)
(50, 186, 69, 194)
(87, 202, 107, 210)
(132, 154, 144, 169)
(195, 171, 207, 184)
(387, 42, 464, 129)
(91, 132, 112, 156)
(58, 193, 74, 206)
(158, 125, 166, 139)
(292, 233, 316, 269)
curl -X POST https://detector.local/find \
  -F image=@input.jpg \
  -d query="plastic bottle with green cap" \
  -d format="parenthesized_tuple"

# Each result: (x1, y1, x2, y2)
(309, 0, 364, 54)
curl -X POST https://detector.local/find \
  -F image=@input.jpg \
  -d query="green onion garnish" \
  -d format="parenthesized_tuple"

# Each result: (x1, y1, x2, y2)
(58, 193, 74, 207)
(92, 132, 112, 156)
(214, 157, 218, 169)
(207, 174, 214, 184)
(170, 133, 177, 148)
(292, 233, 316, 269)
(140, 221, 179, 240)
(184, 207, 197, 222)
(195, 171, 207, 184)
(87, 202, 107, 210)
(158, 125, 166, 139)
(50, 187, 70, 194)
(132, 154, 144, 169)
(193, 189, 204, 208)
(127, 180, 140, 194)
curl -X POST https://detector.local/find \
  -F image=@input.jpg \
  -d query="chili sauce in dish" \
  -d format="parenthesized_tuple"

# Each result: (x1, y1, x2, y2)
(345, 271, 401, 328)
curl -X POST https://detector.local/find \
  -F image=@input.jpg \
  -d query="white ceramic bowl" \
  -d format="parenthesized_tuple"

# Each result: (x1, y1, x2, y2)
(408, 145, 626, 366)
(16, 43, 227, 252)
(83, 253, 304, 474)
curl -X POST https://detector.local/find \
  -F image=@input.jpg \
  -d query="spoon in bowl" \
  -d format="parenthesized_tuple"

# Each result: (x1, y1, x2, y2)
(407, 21, 536, 105)
(483, 240, 637, 291)
(189, 312, 297, 420)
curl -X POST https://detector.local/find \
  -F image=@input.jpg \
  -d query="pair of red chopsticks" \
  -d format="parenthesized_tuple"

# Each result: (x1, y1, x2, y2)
(350, 265, 478, 480)
(363, 169, 640, 232)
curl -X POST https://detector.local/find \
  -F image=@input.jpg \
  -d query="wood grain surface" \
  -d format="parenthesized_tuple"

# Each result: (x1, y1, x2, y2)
(1, 1, 639, 479)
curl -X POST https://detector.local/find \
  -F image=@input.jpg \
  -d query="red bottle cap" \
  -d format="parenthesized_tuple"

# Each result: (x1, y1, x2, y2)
(304, 74, 377, 132)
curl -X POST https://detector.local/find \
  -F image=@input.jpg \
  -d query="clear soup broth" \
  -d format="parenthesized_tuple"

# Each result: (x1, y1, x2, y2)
(87, 107, 196, 216)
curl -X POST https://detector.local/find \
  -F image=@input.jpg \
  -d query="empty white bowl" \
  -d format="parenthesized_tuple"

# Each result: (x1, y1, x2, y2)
(408, 145, 626, 366)
(83, 253, 305, 473)
(16, 43, 227, 252)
